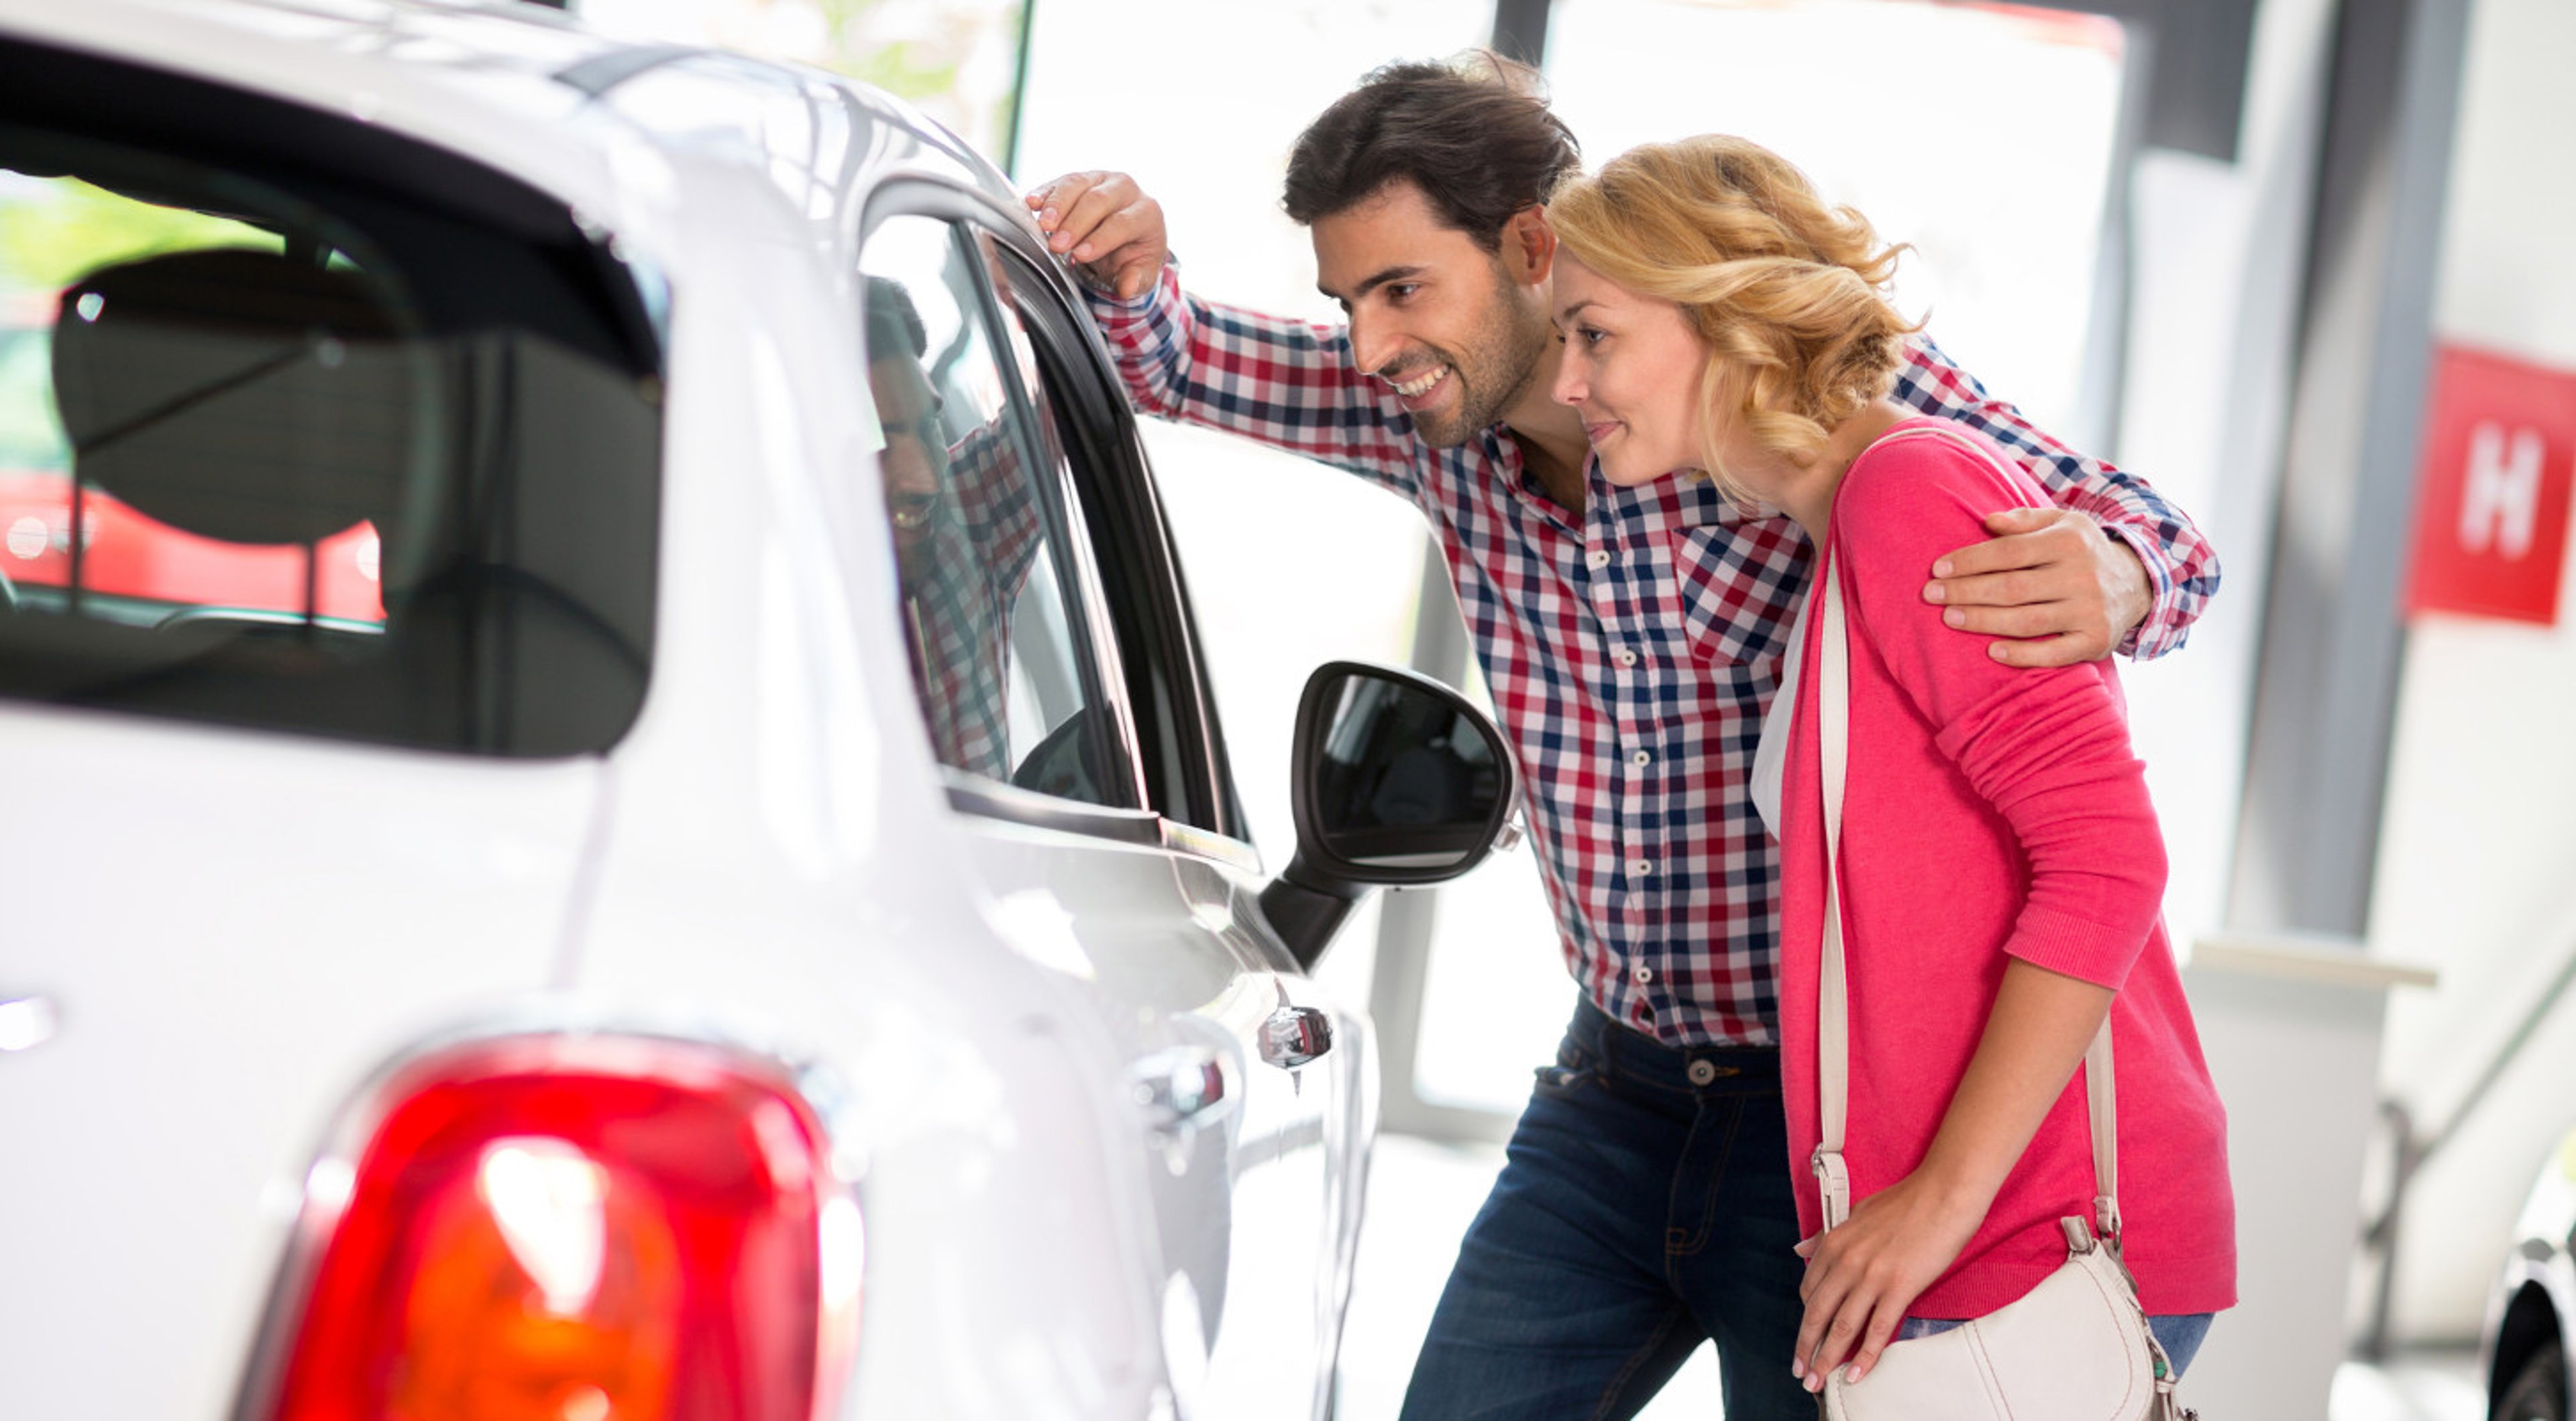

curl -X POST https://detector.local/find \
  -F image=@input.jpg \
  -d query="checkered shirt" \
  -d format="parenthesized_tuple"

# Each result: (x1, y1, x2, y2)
(1091, 266, 2218, 1047)
(900, 419, 1040, 784)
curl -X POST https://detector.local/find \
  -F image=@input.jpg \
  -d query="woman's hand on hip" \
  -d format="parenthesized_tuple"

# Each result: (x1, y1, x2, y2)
(1791, 1171, 1986, 1392)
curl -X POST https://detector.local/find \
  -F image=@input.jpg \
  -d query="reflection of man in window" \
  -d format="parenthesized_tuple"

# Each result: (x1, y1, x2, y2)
(864, 275, 1040, 784)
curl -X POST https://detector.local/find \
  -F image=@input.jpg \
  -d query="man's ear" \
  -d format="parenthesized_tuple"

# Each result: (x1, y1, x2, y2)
(1503, 205, 1556, 286)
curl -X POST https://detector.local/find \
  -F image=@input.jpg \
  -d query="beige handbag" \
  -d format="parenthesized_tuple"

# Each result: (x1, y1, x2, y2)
(1807, 529, 2195, 1421)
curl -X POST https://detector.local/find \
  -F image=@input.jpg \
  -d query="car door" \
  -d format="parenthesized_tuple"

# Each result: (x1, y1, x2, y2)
(853, 198, 1352, 1420)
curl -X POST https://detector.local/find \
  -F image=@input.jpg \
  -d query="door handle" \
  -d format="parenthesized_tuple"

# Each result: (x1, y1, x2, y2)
(1260, 1006, 1333, 1070)
(1130, 1045, 1235, 1133)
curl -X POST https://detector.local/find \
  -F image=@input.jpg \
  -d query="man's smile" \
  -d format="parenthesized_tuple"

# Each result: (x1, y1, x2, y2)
(1388, 364, 1452, 407)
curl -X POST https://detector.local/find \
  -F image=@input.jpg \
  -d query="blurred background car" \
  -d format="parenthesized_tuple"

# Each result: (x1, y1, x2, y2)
(2485, 1130, 2576, 1420)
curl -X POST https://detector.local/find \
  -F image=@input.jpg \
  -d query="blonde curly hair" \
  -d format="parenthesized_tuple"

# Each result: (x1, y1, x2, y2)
(1546, 135, 1919, 496)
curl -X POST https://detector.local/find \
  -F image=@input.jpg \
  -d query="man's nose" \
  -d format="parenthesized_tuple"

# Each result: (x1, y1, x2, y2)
(1348, 305, 1400, 376)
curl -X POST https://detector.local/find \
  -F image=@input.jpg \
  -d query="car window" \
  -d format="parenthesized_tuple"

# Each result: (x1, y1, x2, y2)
(0, 118, 660, 756)
(859, 214, 1138, 810)
(983, 248, 1249, 843)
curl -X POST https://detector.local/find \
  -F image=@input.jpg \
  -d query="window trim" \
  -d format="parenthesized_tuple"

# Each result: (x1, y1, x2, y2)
(857, 183, 1150, 820)
(991, 245, 1253, 848)
(953, 223, 1155, 815)
(855, 177, 1255, 860)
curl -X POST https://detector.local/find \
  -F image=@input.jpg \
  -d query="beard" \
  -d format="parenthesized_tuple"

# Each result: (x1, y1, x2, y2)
(1401, 270, 1554, 449)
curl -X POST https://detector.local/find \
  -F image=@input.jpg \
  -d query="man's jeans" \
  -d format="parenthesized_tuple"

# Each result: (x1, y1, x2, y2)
(1399, 998, 1815, 1421)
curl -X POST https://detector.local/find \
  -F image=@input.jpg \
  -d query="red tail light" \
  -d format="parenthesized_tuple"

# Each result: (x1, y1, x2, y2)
(252, 1035, 861, 1421)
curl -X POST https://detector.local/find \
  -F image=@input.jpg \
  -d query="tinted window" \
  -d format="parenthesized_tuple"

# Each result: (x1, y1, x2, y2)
(0, 119, 659, 756)
(859, 215, 1134, 808)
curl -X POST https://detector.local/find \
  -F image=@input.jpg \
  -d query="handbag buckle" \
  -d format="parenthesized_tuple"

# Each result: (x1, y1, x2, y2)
(2059, 1216, 2098, 1255)
(1811, 1146, 1851, 1230)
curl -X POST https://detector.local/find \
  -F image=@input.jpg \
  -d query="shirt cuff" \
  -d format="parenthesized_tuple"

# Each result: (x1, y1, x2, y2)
(2100, 520, 2180, 662)
(1079, 257, 1180, 324)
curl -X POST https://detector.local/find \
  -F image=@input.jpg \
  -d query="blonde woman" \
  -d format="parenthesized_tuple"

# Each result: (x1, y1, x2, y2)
(1544, 135, 2235, 1396)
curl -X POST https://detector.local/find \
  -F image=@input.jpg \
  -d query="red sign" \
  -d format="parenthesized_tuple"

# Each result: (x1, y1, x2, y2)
(2406, 344, 2576, 626)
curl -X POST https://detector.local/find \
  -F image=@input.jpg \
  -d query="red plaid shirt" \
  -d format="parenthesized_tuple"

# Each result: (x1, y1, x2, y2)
(1092, 266, 2218, 1047)
(901, 419, 1042, 784)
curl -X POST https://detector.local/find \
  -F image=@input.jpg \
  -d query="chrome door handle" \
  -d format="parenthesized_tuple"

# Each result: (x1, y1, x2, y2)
(1260, 1006, 1333, 1070)
(0, 995, 58, 1053)
(1130, 1045, 1234, 1133)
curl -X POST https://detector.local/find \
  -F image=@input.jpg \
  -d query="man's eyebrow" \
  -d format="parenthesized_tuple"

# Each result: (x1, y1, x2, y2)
(1318, 264, 1430, 304)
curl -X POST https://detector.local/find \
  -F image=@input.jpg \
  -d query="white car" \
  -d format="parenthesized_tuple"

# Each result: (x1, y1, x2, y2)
(0, 3, 1519, 1418)
(2487, 1130, 2576, 1419)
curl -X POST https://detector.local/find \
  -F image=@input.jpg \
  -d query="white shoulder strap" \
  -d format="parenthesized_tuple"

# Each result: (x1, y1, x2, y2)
(1809, 541, 2120, 1243)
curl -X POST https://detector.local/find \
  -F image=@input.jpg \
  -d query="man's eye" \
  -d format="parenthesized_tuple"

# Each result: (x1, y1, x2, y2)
(1388, 283, 1420, 301)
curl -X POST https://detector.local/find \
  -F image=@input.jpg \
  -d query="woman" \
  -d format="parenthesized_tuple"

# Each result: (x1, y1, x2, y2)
(1543, 134, 2235, 1398)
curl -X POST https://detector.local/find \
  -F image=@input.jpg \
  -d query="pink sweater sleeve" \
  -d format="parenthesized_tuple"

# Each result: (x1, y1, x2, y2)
(1831, 427, 2169, 989)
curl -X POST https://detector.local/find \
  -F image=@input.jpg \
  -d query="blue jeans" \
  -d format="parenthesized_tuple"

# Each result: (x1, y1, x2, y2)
(1399, 999, 1815, 1421)
(1895, 1312, 2214, 1378)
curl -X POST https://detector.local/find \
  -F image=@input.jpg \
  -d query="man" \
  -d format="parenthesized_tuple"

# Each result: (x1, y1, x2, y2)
(1030, 53, 2216, 1421)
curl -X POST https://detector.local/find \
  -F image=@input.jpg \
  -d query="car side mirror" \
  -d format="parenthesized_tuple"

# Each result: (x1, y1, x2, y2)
(1257, 661, 1519, 971)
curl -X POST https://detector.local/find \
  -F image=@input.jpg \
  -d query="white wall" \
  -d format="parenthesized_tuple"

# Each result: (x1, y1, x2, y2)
(2366, 0, 2576, 1343)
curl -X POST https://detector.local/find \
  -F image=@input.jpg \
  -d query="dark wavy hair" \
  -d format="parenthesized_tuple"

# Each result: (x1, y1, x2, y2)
(1282, 51, 1580, 252)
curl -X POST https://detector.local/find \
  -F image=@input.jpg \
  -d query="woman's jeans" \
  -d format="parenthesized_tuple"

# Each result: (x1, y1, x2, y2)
(1398, 998, 1815, 1421)
(1895, 1312, 2215, 1377)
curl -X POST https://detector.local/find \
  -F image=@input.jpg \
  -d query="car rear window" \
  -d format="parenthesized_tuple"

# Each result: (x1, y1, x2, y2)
(0, 99, 662, 756)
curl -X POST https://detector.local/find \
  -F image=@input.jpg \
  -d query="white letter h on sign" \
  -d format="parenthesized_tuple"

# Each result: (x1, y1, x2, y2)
(2459, 421, 2545, 559)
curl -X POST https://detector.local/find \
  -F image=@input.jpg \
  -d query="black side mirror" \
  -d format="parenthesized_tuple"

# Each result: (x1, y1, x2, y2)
(1258, 661, 1519, 970)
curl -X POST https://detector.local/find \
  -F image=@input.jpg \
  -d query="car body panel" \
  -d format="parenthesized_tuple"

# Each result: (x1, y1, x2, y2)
(0, 709, 602, 1417)
(2487, 1128, 2576, 1416)
(0, 2, 1382, 1417)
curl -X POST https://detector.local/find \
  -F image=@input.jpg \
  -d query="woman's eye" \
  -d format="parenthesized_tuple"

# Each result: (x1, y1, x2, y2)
(1579, 327, 1607, 346)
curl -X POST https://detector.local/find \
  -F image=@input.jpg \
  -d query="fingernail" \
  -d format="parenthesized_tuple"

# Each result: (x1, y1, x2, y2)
(1943, 608, 1965, 627)
(1932, 558, 1954, 577)
(1922, 582, 1946, 604)
(1990, 643, 2010, 660)
(1040, 207, 1057, 222)
(1791, 1359, 1805, 1379)
(1073, 244, 1093, 259)
(1846, 1366, 1863, 1384)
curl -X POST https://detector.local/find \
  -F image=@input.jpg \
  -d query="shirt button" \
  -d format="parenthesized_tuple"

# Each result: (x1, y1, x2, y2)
(1630, 749, 1652, 767)
(1687, 1059, 1719, 1086)
(1629, 859, 1654, 878)
(1586, 548, 1612, 570)
(1614, 647, 1639, 668)
(1632, 963, 1654, 985)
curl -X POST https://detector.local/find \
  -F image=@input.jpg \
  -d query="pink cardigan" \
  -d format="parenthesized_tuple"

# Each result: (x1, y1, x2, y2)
(1775, 417, 2237, 1318)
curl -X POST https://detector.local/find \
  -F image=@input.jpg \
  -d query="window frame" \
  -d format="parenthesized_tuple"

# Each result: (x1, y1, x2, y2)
(856, 178, 1253, 859)
(989, 245, 1252, 849)
(858, 184, 1150, 821)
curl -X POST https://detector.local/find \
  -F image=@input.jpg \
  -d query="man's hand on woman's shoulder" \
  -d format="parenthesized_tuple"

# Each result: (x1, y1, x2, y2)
(1922, 507, 2151, 668)
(1025, 171, 1169, 301)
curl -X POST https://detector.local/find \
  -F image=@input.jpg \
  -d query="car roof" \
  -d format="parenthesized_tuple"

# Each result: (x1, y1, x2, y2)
(0, 0, 1014, 238)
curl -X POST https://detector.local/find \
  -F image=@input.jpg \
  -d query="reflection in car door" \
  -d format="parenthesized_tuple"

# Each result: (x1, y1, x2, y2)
(853, 200, 1345, 1418)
